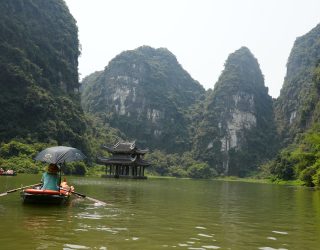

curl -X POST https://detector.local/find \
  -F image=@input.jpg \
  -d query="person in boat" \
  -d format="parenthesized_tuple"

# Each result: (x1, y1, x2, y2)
(6, 169, 13, 175)
(41, 163, 60, 191)
(60, 177, 74, 192)
(0, 168, 4, 174)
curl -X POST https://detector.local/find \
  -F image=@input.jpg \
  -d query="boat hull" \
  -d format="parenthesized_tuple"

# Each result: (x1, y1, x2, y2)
(21, 189, 70, 205)
(0, 173, 17, 176)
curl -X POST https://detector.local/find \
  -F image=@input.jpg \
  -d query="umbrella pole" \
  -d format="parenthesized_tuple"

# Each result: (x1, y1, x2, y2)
(59, 163, 62, 186)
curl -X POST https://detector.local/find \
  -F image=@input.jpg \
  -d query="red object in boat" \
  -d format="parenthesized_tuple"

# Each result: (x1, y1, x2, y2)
(21, 188, 71, 205)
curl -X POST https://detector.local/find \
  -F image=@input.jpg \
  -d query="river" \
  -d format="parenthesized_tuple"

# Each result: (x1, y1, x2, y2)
(0, 174, 319, 249)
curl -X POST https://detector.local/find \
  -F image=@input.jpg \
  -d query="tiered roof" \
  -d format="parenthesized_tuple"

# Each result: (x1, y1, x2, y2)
(98, 141, 150, 166)
(102, 141, 149, 154)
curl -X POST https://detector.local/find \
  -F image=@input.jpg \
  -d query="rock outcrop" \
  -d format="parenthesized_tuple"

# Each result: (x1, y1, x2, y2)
(275, 23, 320, 144)
(0, 0, 88, 150)
(81, 46, 205, 152)
(193, 47, 277, 176)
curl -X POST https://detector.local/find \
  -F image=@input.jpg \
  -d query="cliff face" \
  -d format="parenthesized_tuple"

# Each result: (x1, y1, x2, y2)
(193, 47, 277, 176)
(275, 24, 320, 143)
(81, 46, 205, 152)
(0, 0, 87, 149)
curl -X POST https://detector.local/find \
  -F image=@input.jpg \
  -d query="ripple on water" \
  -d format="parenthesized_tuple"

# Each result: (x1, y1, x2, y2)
(63, 243, 90, 249)
(63, 243, 107, 250)
(76, 212, 104, 220)
(190, 238, 201, 241)
(179, 243, 191, 247)
(198, 233, 213, 238)
(75, 222, 128, 236)
(272, 231, 288, 235)
(259, 248, 288, 250)
(267, 237, 277, 241)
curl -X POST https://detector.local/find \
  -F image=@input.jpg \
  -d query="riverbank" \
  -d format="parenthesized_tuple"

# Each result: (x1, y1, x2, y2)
(85, 166, 306, 186)
(214, 176, 304, 186)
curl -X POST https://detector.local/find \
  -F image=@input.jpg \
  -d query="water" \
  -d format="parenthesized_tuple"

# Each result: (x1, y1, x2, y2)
(0, 175, 320, 249)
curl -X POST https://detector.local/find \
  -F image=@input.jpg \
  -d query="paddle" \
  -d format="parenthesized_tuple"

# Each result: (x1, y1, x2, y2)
(60, 187, 107, 206)
(0, 183, 42, 197)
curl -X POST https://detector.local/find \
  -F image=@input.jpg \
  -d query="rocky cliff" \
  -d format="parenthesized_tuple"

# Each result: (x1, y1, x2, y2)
(81, 46, 205, 152)
(0, 0, 88, 150)
(275, 24, 320, 144)
(193, 47, 277, 176)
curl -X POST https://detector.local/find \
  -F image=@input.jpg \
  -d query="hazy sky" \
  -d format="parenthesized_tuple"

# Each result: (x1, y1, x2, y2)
(64, 0, 320, 98)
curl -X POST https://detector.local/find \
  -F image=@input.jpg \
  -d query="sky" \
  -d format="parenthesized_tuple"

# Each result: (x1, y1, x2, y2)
(64, 0, 320, 98)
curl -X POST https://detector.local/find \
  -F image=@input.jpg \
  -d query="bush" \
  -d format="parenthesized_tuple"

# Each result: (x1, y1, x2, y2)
(187, 163, 217, 179)
(312, 168, 320, 187)
(63, 161, 87, 175)
(169, 165, 188, 178)
(0, 156, 40, 174)
(299, 166, 317, 187)
(268, 151, 295, 180)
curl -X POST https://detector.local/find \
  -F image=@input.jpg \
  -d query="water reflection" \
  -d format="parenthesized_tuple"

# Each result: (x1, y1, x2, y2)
(1, 176, 320, 249)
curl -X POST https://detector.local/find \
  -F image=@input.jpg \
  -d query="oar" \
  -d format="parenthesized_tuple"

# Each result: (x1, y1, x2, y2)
(0, 183, 42, 197)
(60, 188, 108, 206)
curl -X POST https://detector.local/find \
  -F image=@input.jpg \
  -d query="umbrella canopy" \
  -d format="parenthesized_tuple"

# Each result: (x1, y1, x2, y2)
(34, 146, 86, 165)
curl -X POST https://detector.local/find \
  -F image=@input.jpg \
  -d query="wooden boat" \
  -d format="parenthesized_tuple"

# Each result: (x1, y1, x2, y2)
(20, 188, 71, 205)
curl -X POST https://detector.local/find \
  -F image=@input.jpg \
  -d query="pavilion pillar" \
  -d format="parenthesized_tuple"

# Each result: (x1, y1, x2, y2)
(139, 166, 142, 176)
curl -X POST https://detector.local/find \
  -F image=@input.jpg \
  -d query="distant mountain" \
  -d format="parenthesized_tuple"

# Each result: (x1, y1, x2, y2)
(0, 0, 88, 150)
(192, 47, 278, 176)
(274, 24, 320, 144)
(81, 46, 205, 152)
(6, 0, 319, 180)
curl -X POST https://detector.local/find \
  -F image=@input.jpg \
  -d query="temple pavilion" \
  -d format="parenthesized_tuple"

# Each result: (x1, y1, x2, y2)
(98, 141, 150, 179)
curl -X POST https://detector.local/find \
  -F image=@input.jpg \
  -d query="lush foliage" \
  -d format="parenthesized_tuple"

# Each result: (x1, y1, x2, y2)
(268, 24, 320, 186)
(262, 125, 320, 187)
(0, 140, 47, 174)
(274, 24, 320, 143)
(145, 150, 217, 178)
(0, 0, 89, 155)
(3, 1, 320, 184)
(0, 140, 91, 175)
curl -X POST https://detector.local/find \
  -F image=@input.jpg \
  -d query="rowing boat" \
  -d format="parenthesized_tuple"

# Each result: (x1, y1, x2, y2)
(0, 172, 17, 176)
(20, 188, 71, 205)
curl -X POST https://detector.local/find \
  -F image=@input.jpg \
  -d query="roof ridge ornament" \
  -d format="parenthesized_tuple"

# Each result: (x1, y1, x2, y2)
(130, 140, 136, 150)
(114, 141, 120, 148)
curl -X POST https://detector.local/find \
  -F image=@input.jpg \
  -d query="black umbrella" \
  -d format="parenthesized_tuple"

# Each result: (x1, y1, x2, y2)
(34, 146, 86, 165)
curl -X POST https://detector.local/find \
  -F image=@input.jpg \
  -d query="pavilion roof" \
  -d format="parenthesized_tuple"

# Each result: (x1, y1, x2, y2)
(98, 155, 151, 166)
(102, 141, 149, 154)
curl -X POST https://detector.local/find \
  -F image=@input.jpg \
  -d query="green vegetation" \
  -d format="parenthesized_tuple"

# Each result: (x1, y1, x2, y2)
(145, 150, 217, 178)
(274, 24, 320, 142)
(0, 0, 88, 152)
(268, 24, 320, 187)
(261, 125, 320, 187)
(0, 140, 89, 175)
(2, 1, 320, 187)
(0, 0, 121, 174)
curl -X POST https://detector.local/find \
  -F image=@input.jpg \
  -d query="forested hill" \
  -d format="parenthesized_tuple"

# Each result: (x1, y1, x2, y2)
(275, 23, 320, 144)
(81, 46, 205, 152)
(264, 23, 320, 186)
(0, 0, 88, 151)
(192, 47, 277, 176)
(3, 0, 320, 183)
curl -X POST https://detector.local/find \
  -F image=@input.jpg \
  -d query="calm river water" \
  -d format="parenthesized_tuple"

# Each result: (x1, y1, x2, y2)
(0, 175, 320, 250)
